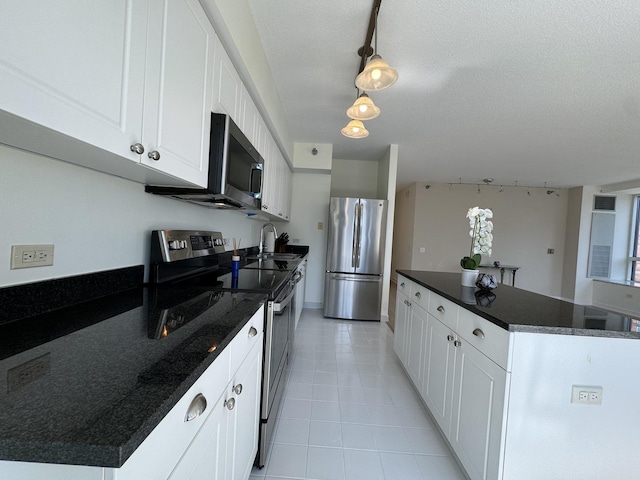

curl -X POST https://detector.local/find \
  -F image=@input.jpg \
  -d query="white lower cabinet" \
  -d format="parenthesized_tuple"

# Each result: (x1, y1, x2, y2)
(449, 335, 507, 480)
(421, 313, 456, 434)
(393, 289, 410, 365)
(395, 275, 509, 480)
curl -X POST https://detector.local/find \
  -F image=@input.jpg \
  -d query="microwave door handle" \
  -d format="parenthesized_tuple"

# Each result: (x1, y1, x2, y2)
(249, 163, 263, 196)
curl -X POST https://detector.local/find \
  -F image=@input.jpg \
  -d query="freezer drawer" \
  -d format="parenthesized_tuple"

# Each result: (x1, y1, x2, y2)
(323, 272, 382, 321)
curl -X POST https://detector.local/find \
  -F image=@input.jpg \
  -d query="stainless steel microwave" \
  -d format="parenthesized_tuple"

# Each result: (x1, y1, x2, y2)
(145, 113, 263, 209)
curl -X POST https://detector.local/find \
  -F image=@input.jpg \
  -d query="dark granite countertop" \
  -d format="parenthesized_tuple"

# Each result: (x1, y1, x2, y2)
(397, 270, 640, 339)
(0, 266, 266, 468)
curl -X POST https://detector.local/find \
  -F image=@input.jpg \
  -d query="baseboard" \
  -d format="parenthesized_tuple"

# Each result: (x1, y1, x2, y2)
(303, 302, 323, 310)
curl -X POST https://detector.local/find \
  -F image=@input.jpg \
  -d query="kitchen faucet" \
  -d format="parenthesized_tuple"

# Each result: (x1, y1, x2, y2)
(258, 223, 278, 258)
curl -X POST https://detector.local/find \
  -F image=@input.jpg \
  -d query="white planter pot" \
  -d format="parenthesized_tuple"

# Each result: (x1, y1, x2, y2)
(461, 268, 479, 287)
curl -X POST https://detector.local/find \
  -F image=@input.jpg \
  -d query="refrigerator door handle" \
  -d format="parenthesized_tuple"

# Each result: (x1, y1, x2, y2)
(355, 202, 363, 268)
(351, 202, 358, 268)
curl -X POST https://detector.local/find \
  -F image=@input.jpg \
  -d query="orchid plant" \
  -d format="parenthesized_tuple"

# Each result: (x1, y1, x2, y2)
(460, 206, 493, 270)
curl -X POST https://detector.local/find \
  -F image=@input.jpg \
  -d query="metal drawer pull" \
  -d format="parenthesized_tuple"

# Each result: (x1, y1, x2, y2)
(248, 326, 258, 337)
(185, 393, 207, 422)
(400, 282, 405, 287)
(472, 328, 485, 339)
(415, 291, 421, 298)
(447, 334, 455, 342)
(406, 301, 412, 307)
(224, 397, 236, 411)
(454, 340, 462, 347)
(148, 150, 161, 161)
(233, 384, 243, 395)
(437, 306, 445, 313)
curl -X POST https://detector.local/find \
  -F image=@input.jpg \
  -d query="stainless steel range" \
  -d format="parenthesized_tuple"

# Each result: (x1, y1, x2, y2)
(148, 229, 295, 468)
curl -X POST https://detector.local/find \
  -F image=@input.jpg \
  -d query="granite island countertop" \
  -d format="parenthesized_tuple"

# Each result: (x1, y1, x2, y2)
(0, 267, 265, 468)
(397, 270, 640, 339)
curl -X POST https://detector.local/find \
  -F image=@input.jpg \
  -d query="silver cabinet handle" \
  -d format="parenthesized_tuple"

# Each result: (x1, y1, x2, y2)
(437, 306, 445, 313)
(406, 301, 412, 307)
(472, 328, 485, 339)
(415, 292, 421, 299)
(454, 340, 462, 347)
(184, 393, 207, 422)
(130, 143, 144, 154)
(447, 334, 455, 342)
(263, 205, 269, 210)
(148, 150, 161, 161)
(400, 282, 405, 287)
(224, 397, 236, 411)
(233, 384, 243, 395)
(249, 326, 258, 337)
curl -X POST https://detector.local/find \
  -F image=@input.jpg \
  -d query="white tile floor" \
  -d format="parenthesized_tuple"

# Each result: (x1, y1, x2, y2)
(250, 309, 467, 480)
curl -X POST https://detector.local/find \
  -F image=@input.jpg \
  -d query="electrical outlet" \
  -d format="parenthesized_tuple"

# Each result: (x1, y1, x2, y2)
(419, 247, 426, 253)
(317, 222, 324, 230)
(571, 385, 603, 405)
(11, 244, 54, 269)
(547, 248, 555, 254)
(7, 353, 51, 392)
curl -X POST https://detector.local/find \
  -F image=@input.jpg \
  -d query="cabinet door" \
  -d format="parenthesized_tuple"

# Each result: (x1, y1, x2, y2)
(261, 137, 278, 215)
(227, 336, 263, 480)
(142, 0, 214, 187)
(406, 304, 428, 386)
(167, 391, 229, 480)
(393, 292, 410, 364)
(213, 37, 242, 121)
(0, 0, 146, 161)
(421, 314, 456, 434)
(450, 341, 507, 480)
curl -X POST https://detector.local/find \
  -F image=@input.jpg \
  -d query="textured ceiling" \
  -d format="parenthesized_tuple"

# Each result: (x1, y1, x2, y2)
(246, 0, 640, 189)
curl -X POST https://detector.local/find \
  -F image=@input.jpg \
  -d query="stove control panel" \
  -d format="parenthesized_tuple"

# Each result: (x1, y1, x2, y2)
(151, 230, 225, 263)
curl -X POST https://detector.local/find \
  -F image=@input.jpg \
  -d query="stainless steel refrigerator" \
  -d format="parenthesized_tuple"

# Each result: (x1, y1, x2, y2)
(324, 197, 387, 321)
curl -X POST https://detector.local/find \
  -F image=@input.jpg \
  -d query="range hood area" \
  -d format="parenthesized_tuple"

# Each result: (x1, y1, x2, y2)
(146, 113, 263, 210)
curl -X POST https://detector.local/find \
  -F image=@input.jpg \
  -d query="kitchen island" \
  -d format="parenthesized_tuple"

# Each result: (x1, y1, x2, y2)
(395, 270, 640, 480)
(0, 265, 266, 479)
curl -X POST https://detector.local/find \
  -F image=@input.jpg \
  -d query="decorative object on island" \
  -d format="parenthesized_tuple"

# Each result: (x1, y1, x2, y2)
(460, 206, 493, 286)
(476, 273, 498, 290)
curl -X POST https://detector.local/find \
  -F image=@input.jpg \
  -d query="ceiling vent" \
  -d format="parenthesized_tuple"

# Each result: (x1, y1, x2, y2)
(593, 195, 616, 211)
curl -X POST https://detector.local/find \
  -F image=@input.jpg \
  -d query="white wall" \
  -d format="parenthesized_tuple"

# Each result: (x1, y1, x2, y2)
(394, 182, 569, 297)
(330, 159, 379, 199)
(286, 172, 331, 308)
(0, 145, 265, 287)
(391, 183, 417, 282)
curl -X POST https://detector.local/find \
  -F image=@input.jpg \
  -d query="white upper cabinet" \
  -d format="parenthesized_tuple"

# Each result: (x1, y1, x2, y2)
(212, 38, 242, 122)
(0, 0, 213, 187)
(141, 0, 215, 186)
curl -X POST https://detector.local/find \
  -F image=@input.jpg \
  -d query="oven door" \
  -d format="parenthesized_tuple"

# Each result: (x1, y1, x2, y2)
(262, 281, 294, 419)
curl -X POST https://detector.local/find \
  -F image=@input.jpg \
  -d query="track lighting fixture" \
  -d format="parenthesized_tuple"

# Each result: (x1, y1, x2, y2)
(347, 92, 380, 120)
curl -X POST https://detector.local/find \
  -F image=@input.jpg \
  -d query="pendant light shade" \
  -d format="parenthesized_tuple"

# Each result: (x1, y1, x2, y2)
(341, 119, 369, 138)
(347, 92, 381, 120)
(355, 54, 398, 91)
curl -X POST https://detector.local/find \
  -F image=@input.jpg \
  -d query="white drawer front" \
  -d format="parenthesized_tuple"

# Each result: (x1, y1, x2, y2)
(230, 305, 265, 375)
(457, 308, 510, 370)
(427, 292, 458, 331)
(397, 275, 411, 296)
(409, 282, 429, 311)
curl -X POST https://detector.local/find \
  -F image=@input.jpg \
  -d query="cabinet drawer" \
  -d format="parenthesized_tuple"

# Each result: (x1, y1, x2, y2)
(457, 308, 511, 370)
(230, 305, 264, 375)
(427, 292, 458, 331)
(409, 282, 429, 310)
(397, 275, 411, 296)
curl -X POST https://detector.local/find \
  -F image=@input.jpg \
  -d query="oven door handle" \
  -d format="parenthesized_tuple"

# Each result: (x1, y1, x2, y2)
(273, 288, 294, 312)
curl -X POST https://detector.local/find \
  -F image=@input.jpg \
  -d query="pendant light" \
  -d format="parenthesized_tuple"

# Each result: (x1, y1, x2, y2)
(355, 8, 398, 91)
(341, 119, 369, 139)
(347, 92, 380, 120)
